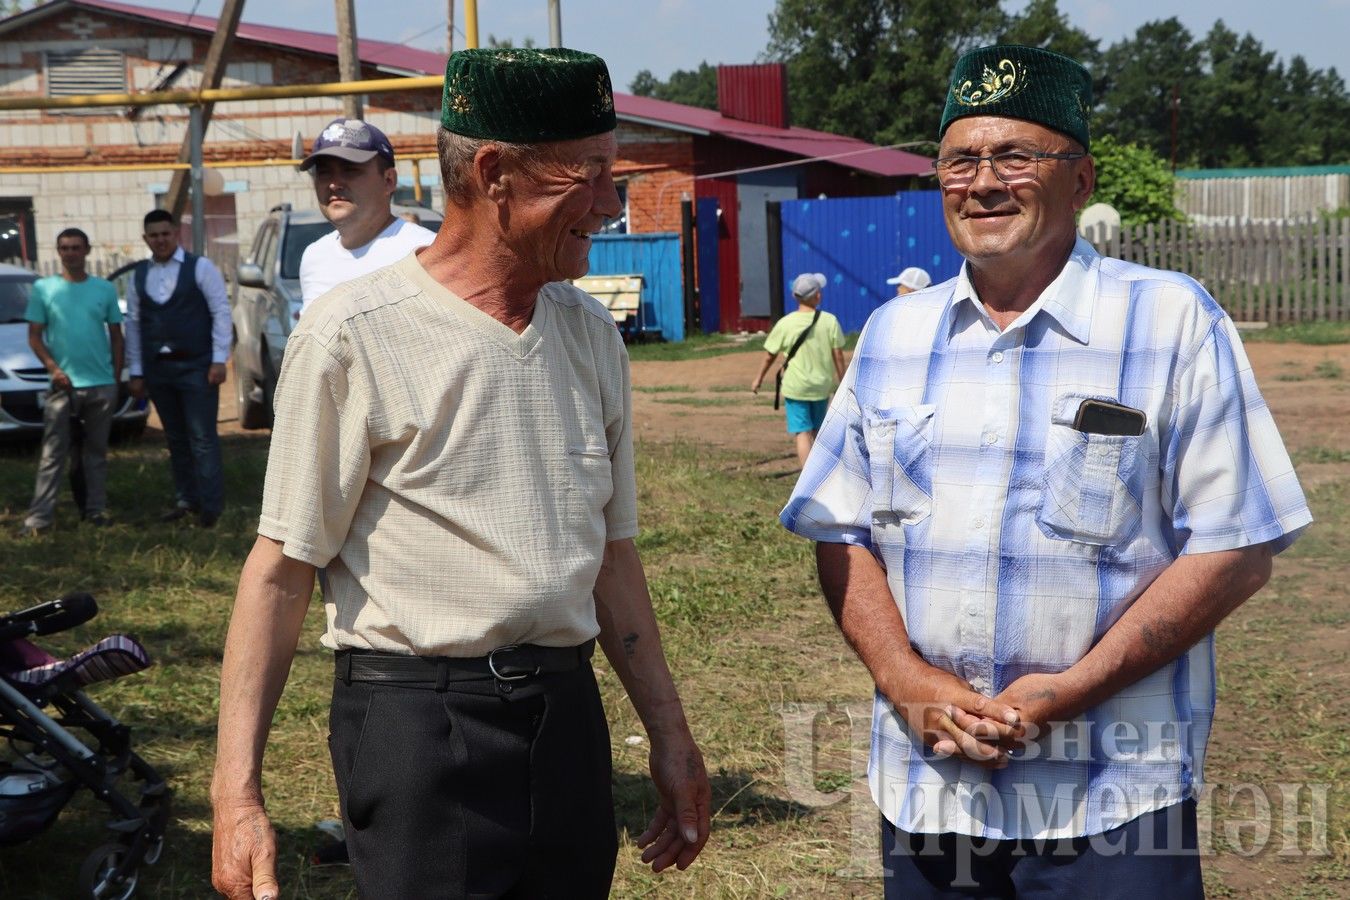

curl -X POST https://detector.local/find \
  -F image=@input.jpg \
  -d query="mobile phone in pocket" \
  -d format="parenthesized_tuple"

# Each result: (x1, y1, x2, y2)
(1072, 399, 1146, 436)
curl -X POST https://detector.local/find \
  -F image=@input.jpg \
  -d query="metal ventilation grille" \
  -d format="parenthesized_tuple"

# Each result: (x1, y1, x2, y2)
(46, 48, 127, 97)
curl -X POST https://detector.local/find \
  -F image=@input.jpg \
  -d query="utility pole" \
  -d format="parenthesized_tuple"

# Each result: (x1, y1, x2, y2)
(1169, 84, 1180, 173)
(164, 0, 245, 226)
(465, 0, 479, 49)
(335, 0, 362, 119)
(446, 0, 454, 55)
(548, 0, 562, 47)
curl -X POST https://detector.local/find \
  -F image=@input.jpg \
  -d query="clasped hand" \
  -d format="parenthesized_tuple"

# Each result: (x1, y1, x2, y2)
(889, 665, 1074, 767)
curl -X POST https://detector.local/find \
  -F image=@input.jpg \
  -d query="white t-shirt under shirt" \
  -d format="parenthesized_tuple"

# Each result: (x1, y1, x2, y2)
(260, 252, 638, 657)
(298, 217, 436, 312)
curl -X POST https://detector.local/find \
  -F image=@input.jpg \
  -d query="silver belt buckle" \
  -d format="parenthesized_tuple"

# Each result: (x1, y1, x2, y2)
(487, 644, 539, 681)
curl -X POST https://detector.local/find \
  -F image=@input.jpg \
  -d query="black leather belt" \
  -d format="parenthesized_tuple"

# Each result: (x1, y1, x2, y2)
(335, 640, 594, 689)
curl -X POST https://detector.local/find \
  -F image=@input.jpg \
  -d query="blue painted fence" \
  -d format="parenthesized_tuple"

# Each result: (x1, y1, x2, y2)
(587, 232, 684, 342)
(778, 191, 959, 334)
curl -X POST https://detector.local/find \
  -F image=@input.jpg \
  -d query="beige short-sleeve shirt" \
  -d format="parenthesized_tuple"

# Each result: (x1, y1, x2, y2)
(258, 252, 638, 656)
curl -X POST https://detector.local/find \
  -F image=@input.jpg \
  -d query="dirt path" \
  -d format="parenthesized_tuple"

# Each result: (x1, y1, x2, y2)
(627, 340, 1350, 460)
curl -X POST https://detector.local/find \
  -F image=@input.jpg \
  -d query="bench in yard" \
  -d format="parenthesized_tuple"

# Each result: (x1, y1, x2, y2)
(572, 273, 652, 339)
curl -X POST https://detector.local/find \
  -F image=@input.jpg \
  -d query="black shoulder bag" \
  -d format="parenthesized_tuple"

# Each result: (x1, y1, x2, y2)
(773, 309, 822, 411)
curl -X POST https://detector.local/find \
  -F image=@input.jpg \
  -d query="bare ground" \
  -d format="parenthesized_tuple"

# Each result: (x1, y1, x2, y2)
(621, 340, 1350, 897)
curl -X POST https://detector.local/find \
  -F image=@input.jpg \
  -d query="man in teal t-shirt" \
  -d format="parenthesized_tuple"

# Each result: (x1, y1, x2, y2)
(750, 272, 846, 467)
(20, 227, 124, 534)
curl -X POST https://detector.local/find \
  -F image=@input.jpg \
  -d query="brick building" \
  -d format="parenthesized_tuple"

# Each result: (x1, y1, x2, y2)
(0, 0, 931, 330)
(0, 0, 446, 271)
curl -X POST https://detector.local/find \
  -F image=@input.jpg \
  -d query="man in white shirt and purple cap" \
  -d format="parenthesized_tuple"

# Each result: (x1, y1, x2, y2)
(298, 118, 437, 314)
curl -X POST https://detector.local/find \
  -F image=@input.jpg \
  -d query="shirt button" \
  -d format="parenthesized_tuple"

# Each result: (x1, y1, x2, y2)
(972, 516, 986, 529)
(984, 432, 998, 445)
(990, 351, 1005, 363)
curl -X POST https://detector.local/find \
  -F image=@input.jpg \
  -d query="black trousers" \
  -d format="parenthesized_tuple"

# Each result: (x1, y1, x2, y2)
(881, 799, 1204, 899)
(328, 664, 617, 900)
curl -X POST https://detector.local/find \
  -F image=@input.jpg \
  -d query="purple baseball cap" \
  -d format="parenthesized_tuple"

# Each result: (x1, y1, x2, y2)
(299, 118, 396, 171)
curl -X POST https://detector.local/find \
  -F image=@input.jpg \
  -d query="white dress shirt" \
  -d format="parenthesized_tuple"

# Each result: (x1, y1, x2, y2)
(125, 246, 232, 376)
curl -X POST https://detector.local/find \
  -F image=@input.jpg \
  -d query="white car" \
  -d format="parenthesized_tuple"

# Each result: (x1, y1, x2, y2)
(0, 262, 149, 438)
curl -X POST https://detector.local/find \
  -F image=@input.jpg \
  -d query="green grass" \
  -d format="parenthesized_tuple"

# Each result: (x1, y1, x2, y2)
(627, 332, 767, 362)
(634, 384, 694, 394)
(653, 396, 749, 408)
(1293, 446, 1350, 465)
(1314, 359, 1344, 379)
(1241, 321, 1350, 345)
(0, 426, 1343, 897)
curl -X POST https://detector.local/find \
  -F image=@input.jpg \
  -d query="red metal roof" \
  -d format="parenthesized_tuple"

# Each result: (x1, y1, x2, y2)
(22, 0, 932, 178)
(60, 0, 448, 76)
(614, 94, 934, 178)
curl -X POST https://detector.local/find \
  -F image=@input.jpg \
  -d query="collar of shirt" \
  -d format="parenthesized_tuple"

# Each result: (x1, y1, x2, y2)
(947, 236, 1098, 346)
(148, 246, 187, 268)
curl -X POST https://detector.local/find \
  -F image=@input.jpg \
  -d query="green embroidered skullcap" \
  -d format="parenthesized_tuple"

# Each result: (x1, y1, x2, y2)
(940, 45, 1093, 150)
(441, 48, 617, 142)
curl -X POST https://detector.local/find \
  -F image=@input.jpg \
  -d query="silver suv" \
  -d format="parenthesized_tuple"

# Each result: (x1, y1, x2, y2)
(230, 203, 440, 429)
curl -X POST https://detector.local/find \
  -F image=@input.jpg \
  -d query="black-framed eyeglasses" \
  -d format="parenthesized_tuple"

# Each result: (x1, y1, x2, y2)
(932, 151, 1086, 188)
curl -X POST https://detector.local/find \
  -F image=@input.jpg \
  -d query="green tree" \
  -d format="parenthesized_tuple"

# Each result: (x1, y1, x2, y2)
(765, 0, 1006, 146)
(998, 0, 1100, 71)
(1190, 22, 1281, 167)
(1089, 134, 1184, 224)
(1094, 18, 1204, 166)
(628, 62, 718, 110)
(485, 34, 537, 50)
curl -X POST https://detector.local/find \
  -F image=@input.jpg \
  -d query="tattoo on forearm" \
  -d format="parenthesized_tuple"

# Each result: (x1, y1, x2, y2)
(622, 632, 640, 658)
(1027, 688, 1056, 702)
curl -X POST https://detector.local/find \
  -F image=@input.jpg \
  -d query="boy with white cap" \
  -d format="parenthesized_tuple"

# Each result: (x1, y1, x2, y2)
(750, 272, 846, 466)
(886, 265, 931, 296)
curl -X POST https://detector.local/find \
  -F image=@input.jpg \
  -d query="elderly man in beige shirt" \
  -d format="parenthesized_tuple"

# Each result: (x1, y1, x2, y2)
(211, 49, 710, 900)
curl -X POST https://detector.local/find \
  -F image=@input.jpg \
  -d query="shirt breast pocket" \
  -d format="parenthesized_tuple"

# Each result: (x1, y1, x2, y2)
(567, 445, 614, 508)
(1037, 396, 1143, 547)
(862, 404, 935, 526)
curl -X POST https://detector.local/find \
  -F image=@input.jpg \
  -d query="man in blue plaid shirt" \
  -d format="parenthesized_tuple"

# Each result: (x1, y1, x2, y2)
(782, 45, 1312, 897)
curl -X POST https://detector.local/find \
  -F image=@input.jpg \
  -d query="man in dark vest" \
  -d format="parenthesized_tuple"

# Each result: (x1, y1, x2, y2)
(126, 209, 232, 527)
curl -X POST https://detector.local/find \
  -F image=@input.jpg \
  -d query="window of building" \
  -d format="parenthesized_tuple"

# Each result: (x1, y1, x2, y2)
(46, 47, 127, 99)
(601, 182, 628, 234)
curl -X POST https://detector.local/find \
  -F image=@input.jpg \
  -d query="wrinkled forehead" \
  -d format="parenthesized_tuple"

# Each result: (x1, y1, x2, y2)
(939, 115, 1075, 155)
(543, 130, 617, 167)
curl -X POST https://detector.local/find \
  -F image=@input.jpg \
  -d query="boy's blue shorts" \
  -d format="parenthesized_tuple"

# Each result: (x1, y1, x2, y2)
(784, 398, 828, 434)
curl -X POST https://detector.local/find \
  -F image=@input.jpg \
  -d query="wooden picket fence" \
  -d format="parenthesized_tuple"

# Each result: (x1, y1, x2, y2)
(1083, 216, 1350, 324)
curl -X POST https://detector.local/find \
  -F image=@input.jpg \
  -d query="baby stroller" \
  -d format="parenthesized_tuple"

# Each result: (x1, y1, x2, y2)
(0, 593, 170, 899)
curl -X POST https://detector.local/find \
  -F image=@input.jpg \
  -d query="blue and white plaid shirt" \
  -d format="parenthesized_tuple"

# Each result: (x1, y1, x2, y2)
(782, 238, 1311, 839)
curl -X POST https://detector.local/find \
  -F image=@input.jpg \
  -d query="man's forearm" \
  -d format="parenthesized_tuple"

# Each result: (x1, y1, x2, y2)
(592, 538, 689, 738)
(211, 537, 315, 803)
(1013, 544, 1273, 720)
(816, 541, 921, 699)
(816, 541, 1018, 759)
(110, 330, 124, 378)
(27, 328, 57, 374)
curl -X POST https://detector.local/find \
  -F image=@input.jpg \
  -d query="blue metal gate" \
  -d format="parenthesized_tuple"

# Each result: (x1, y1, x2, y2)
(778, 191, 959, 334)
(587, 233, 685, 342)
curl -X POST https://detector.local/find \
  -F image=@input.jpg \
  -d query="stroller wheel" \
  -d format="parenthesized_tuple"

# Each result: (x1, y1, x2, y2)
(78, 843, 139, 900)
